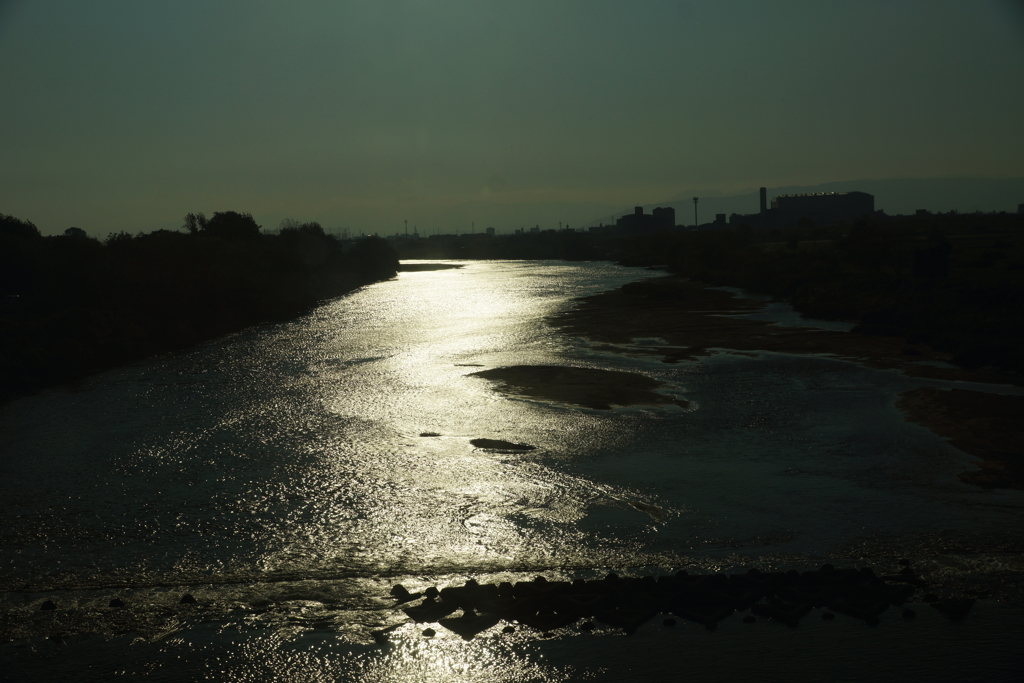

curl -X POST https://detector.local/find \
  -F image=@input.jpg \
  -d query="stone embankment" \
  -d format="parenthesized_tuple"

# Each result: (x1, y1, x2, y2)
(389, 564, 974, 640)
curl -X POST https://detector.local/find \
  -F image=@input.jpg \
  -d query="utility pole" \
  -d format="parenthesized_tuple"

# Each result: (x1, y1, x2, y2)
(404, 219, 408, 236)
(692, 197, 699, 227)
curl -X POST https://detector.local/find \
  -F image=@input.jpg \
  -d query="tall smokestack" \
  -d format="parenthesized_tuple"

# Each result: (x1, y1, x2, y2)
(759, 187, 767, 215)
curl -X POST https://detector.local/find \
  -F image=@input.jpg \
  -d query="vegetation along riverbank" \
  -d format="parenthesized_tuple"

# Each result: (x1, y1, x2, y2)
(605, 213, 1024, 490)
(0, 212, 398, 402)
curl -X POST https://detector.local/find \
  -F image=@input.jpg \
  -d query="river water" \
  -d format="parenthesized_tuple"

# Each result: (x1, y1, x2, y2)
(2, 260, 1022, 682)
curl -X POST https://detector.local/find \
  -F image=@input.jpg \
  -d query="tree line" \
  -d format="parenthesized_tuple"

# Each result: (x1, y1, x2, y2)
(0, 211, 398, 401)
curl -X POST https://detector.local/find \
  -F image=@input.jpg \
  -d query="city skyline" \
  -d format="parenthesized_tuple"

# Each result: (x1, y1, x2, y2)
(2, 0, 1023, 236)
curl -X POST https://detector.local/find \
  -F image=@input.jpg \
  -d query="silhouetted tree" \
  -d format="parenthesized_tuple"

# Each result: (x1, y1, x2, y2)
(0, 214, 40, 240)
(0, 211, 404, 401)
(201, 211, 260, 241)
(182, 212, 207, 235)
(349, 236, 399, 281)
(0, 214, 43, 295)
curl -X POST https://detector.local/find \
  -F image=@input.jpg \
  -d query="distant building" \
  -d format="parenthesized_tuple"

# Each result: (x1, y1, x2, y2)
(616, 206, 675, 234)
(715, 214, 726, 226)
(486, 227, 495, 236)
(652, 207, 676, 230)
(1018, 203, 1024, 215)
(771, 191, 874, 225)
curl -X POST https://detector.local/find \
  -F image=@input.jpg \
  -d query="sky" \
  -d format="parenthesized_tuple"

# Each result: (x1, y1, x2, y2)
(2, 0, 1024, 236)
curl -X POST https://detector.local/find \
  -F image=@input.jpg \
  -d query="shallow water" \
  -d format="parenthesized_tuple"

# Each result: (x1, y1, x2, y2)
(2, 260, 1022, 681)
(707, 285, 857, 331)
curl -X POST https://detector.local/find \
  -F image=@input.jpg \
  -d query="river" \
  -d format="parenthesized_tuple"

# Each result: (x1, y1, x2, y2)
(2, 260, 1022, 681)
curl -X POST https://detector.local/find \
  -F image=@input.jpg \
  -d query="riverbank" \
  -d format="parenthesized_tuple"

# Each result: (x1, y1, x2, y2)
(615, 215, 1024, 376)
(896, 388, 1024, 490)
(0, 218, 399, 402)
(547, 275, 1024, 490)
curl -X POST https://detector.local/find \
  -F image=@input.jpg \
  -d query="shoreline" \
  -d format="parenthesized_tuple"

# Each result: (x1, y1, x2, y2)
(469, 365, 689, 411)
(546, 275, 1024, 490)
(0, 270, 398, 405)
(896, 388, 1024, 490)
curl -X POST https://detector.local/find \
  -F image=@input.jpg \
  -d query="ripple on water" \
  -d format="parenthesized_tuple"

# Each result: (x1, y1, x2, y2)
(1, 261, 1022, 680)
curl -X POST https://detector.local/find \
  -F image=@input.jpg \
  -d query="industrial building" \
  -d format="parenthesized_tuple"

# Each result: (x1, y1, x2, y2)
(771, 191, 874, 225)
(726, 188, 876, 228)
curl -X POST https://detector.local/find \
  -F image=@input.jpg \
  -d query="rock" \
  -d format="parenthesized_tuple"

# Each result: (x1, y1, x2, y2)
(470, 438, 536, 451)
(40, 600, 56, 611)
(438, 612, 500, 640)
(750, 601, 811, 628)
(391, 564, 934, 637)
(595, 604, 658, 633)
(403, 597, 458, 623)
(930, 599, 975, 622)
(390, 584, 422, 604)
(422, 628, 435, 637)
(179, 594, 197, 604)
(902, 608, 916, 619)
(827, 597, 889, 622)
(109, 598, 125, 608)
(420, 432, 441, 437)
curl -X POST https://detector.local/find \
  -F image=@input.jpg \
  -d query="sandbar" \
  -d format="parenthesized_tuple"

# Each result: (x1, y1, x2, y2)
(470, 365, 689, 411)
(470, 438, 536, 451)
(896, 387, 1024, 490)
(397, 263, 463, 272)
(548, 275, 1023, 488)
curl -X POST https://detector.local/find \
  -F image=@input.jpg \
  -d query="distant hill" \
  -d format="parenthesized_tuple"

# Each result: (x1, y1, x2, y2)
(590, 177, 1024, 227)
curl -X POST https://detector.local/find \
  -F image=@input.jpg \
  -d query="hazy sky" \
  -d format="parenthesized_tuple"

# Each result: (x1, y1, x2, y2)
(2, 0, 1023, 236)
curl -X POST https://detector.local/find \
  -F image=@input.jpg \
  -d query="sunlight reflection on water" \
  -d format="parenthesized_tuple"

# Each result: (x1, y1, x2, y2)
(1, 260, 1023, 681)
